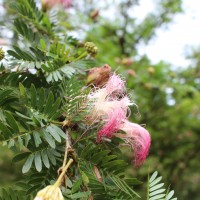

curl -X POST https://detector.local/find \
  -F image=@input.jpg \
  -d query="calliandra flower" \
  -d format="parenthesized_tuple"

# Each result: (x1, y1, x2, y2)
(91, 96, 131, 120)
(34, 185, 64, 200)
(97, 108, 126, 141)
(88, 73, 125, 102)
(86, 70, 151, 166)
(61, 0, 71, 8)
(88, 73, 129, 120)
(105, 73, 125, 94)
(117, 120, 151, 166)
(88, 73, 132, 139)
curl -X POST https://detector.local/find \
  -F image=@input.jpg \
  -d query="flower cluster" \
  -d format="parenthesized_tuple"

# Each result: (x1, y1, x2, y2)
(88, 73, 151, 166)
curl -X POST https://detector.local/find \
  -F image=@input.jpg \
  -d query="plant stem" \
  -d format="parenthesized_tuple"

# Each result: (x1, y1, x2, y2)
(54, 158, 73, 187)
(73, 52, 87, 62)
(62, 132, 71, 168)
(50, 120, 64, 125)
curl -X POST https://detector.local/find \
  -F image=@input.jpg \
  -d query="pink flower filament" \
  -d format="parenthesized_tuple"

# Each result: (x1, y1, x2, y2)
(119, 121, 151, 166)
(106, 73, 125, 94)
(97, 108, 126, 142)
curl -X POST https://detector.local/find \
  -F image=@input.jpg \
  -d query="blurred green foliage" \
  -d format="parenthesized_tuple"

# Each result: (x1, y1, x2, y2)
(0, 146, 22, 186)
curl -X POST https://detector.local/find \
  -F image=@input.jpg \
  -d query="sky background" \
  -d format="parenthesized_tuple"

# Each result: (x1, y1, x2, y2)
(134, 0, 200, 68)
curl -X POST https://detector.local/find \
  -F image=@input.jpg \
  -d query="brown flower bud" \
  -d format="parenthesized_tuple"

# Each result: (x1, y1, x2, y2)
(86, 64, 112, 87)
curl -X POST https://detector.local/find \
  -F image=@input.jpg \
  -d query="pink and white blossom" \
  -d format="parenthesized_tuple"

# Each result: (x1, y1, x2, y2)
(87, 72, 151, 166)
(97, 108, 126, 141)
(105, 73, 125, 94)
(117, 121, 151, 166)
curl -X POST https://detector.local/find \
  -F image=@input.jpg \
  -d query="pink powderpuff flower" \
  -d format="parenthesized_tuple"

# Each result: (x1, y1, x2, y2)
(87, 96, 131, 128)
(86, 71, 151, 166)
(87, 74, 130, 122)
(95, 96, 131, 119)
(88, 73, 125, 104)
(106, 73, 125, 95)
(117, 120, 151, 166)
(87, 74, 132, 140)
(97, 108, 126, 142)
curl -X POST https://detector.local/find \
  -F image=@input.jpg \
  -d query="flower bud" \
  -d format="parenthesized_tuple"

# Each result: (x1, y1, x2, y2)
(34, 159, 73, 200)
(34, 185, 64, 200)
(84, 42, 98, 57)
(86, 64, 111, 87)
(0, 48, 5, 61)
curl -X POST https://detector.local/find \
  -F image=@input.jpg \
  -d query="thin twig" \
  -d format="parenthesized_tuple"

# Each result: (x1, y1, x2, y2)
(54, 158, 73, 187)
(62, 131, 72, 168)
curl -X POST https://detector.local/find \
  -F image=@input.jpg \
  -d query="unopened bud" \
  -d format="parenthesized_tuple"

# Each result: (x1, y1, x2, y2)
(0, 48, 5, 61)
(34, 185, 64, 200)
(84, 42, 98, 57)
(34, 158, 73, 200)
(87, 64, 111, 87)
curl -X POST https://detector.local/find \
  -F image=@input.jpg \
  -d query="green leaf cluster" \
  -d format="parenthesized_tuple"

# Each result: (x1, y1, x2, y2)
(147, 171, 177, 200)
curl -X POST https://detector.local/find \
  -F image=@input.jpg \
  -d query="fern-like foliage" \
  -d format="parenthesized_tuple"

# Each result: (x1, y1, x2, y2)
(6, 0, 89, 83)
(61, 77, 90, 122)
(10, 0, 53, 38)
(0, 87, 19, 114)
(76, 141, 141, 200)
(0, 83, 67, 174)
(147, 171, 177, 200)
